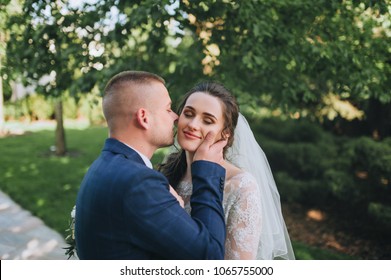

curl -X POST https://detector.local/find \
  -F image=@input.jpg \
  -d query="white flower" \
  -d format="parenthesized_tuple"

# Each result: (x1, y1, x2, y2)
(71, 205, 76, 219)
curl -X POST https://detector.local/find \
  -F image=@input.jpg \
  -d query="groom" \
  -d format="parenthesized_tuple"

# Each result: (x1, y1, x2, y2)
(75, 71, 227, 259)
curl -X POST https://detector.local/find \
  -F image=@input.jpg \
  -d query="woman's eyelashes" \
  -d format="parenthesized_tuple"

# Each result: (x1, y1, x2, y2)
(183, 111, 214, 125)
(183, 111, 193, 118)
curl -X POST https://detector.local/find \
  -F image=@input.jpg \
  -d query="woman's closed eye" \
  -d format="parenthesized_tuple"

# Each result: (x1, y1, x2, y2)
(183, 111, 194, 118)
(203, 118, 214, 125)
(183, 109, 215, 125)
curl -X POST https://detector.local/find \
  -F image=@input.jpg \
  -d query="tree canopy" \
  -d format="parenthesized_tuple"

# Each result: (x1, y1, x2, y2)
(6, 0, 391, 137)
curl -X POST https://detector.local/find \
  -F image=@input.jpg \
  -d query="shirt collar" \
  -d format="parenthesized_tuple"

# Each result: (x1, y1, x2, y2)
(124, 143, 153, 169)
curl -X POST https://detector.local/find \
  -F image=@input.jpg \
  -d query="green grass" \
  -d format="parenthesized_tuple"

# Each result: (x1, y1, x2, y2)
(0, 124, 355, 260)
(0, 125, 108, 235)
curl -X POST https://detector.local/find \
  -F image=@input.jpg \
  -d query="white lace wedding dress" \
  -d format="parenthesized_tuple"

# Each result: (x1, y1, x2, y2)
(176, 171, 262, 260)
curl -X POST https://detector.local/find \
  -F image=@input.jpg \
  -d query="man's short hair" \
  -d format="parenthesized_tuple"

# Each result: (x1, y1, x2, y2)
(104, 70, 165, 97)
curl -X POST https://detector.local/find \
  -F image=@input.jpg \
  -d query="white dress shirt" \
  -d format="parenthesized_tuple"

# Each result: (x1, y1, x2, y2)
(124, 143, 153, 169)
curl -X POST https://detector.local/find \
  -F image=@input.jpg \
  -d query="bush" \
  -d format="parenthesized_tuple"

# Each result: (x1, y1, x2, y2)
(254, 119, 337, 207)
(28, 95, 54, 120)
(349, 137, 391, 192)
(252, 117, 391, 218)
(4, 99, 29, 120)
(275, 172, 331, 206)
(251, 117, 326, 143)
(324, 169, 360, 204)
(368, 202, 391, 231)
(5, 92, 105, 124)
(63, 94, 78, 119)
(5, 94, 53, 121)
(77, 93, 105, 124)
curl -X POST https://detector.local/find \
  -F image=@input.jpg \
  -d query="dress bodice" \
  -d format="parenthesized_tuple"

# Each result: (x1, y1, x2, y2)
(176, 171, 262, 259)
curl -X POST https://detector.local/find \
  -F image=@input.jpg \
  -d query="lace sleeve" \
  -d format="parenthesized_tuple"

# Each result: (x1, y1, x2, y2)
(225, 173, 262, 260)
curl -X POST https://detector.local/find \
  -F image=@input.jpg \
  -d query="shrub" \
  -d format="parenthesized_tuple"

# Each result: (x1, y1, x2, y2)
(255, 119, 337, 206)
(251, 117, 326, 143)
(349, 137, 391, 192)
(252, 117, 391, 218)
(275, 172, 331, 206)
(368, 202, 391, 231)
(28, 94, 54, 120)
(63, 94, 78, 119)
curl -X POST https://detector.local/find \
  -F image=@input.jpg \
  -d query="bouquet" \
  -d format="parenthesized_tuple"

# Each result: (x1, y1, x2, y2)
(64, 205, 77, 259)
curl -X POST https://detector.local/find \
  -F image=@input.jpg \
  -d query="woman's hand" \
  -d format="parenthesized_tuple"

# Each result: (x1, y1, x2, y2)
(169, 185, 184, 208)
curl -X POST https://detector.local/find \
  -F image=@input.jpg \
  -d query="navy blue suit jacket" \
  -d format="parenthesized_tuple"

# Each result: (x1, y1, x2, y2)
(75, 138, 226, 259)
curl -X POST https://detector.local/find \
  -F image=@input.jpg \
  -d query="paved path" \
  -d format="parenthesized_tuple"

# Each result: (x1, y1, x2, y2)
(0, 190, 74, 260)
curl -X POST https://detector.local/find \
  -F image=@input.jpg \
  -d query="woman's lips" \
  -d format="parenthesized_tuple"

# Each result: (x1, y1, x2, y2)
(183, 131, 202, 140)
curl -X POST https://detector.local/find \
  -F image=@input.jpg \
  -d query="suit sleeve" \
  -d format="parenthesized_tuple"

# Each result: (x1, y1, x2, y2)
(123, 160, 226, 259)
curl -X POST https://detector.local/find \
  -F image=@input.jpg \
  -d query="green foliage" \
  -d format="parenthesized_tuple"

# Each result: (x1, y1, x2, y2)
(7, 0, 103, 97)
(324, 169, 358, 203)
(4, 98, 29, 120)
(252, 117, 335, 206)
(4, 92, 105, 124)
(368, 202, 391, 230)
(28, 94, 54, 120)
(178, 1, 391, 113)
(5, 94, 53, 121)
(63, 93, 78, 120)
(274, 172, 330, 205)
(293, 241, 356, 260)
(349, 137, 391, 191)
(5, 0, 391, 137)
(253, 117, 391, 233)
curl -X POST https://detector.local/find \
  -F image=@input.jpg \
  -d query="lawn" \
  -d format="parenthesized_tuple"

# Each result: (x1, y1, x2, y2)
(0, 123, 354, 260)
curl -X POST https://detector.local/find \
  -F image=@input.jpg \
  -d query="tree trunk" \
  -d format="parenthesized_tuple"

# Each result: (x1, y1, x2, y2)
(54, 99, 66, 156)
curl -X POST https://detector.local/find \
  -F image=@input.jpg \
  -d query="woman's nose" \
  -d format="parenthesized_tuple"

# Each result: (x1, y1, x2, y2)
(187, 118, 200, 130)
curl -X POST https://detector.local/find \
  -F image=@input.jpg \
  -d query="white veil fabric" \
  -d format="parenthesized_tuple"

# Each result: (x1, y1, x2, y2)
(226, 113, 295, 260)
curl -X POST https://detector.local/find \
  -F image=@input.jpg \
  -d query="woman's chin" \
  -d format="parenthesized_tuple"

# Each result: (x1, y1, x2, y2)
(178, 140, 199, 153)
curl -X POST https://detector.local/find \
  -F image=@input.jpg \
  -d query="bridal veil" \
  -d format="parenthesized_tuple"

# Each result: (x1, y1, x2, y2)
(226, 113, 295, 260)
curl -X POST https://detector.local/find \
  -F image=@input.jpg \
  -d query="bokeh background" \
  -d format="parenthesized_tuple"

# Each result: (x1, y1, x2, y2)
(0, 0, 390, 259)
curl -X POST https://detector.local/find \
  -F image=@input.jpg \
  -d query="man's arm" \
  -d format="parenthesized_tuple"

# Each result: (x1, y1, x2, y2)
(123, 164, 226, 259)
(124, 131, 228, 259)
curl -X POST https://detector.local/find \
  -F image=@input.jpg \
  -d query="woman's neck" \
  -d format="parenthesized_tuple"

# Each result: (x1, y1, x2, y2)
(184, 150, 194, 181)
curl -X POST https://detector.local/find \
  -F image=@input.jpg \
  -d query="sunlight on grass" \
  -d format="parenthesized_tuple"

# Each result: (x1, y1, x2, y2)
(36, 198, 45, 207)
(0, 125, 108, 236)
(59, 157, 70, 164)
(3, 119, 92, 135)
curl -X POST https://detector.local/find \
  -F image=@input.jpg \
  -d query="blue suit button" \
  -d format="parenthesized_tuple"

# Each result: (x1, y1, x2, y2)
(220, 177, 224, 189)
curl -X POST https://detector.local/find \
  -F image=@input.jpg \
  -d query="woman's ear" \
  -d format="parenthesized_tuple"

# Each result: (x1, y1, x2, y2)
(135, 108, 149, 129)
(222, 129, 231, 140)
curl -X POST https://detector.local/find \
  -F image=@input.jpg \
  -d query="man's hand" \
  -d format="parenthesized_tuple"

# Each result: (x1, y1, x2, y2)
(193, 131, 228, 165)
(169, 185, 184, 208)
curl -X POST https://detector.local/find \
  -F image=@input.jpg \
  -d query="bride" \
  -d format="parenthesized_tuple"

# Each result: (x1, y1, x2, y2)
(160, 81, 295, 260)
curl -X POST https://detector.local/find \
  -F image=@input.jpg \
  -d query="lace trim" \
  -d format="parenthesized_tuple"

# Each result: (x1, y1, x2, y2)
(176, 172, 262, 260)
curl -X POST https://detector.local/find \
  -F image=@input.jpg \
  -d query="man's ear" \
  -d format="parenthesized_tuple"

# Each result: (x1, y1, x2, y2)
(135, 108, 149, 129)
